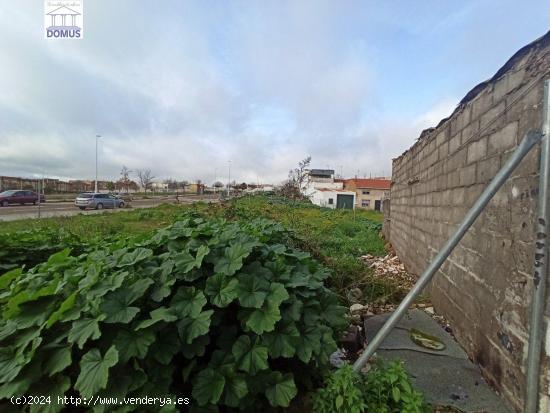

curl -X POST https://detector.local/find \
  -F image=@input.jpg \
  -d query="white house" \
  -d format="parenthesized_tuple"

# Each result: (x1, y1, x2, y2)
(302, 169, 355, 209)
(311, 188, 356, 209)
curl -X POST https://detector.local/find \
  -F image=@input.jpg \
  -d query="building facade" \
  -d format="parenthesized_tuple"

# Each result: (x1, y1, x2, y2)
(343, 178, 391, 211)
(302, 169, 356, 209)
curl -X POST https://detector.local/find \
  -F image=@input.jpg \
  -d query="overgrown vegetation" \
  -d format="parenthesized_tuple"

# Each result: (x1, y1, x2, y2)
(0, 213, 347, 411)
(313, 362, 429, 413)
(223, 196, 407, 303)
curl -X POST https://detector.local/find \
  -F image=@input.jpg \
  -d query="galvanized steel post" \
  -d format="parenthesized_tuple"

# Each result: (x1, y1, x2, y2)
(353, 127, 543, 373)
(525, 79, 550, 413)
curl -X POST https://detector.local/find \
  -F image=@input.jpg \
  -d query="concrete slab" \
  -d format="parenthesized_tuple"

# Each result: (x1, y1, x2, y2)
(364, 310, 513, 413)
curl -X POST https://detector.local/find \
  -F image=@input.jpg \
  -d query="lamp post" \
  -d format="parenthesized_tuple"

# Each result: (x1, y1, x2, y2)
(227, 161, 231, 197)
(95, 134, 101, 193)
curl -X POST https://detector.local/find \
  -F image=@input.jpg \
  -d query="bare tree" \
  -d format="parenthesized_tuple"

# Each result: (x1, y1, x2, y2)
(119, 166, 133, 193)
(136, 169, 155, 193)
(280, 156, 311, 199)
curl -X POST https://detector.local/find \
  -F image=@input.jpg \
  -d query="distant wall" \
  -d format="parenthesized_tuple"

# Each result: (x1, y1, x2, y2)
(384, 32, 550, 411)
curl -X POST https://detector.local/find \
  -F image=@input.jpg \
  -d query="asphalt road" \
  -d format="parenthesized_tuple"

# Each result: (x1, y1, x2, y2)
(0, 196, 218, 222)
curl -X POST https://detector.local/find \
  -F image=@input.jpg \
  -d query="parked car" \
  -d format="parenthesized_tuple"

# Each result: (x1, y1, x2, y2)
(74, 193, 125, 210)
(0, 190, 45, 206)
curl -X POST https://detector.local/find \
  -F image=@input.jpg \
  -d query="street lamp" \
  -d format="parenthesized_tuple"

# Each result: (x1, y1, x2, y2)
(95, 134, 101, 193)
(227, 161, 231, 197)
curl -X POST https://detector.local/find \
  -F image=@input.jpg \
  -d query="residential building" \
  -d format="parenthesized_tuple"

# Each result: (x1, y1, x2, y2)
(343, 178, 391, 211)
(302, 169, 356, 209)
(311, 188, 356, 209)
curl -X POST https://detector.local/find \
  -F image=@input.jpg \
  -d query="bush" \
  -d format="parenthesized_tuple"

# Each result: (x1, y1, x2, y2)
(0, 228, 84, 272)
(313, 362, 429, 413)
(0, 214, 347, 411)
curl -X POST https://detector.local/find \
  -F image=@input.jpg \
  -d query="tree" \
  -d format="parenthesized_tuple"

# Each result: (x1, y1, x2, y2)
(136, 169, 155, 193)
(106, 181, 115, 191)
(280, 156, 311, 199)
(119, 166, 133, 193)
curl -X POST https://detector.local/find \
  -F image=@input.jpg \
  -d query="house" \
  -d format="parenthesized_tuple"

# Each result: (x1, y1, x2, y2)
(302, 169, 356, 209)
(343, 178, 391, 211)
(311, 188, 356, 209)
(151, 182, 169, 192)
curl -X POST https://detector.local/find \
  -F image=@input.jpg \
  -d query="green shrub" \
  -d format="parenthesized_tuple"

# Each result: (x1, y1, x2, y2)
(312, 364, 366, 413)
(0, 214, 347, 411)
(0, 228, 84, 272)
(313, 361, 429, 413)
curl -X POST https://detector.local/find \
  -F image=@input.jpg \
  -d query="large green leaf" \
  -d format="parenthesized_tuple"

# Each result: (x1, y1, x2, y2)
(170, 286, 206, 318)
(243, 302, 281, 334)
(264, 372, 297, 407)
(214, 242, 255, 276)
(178, 310, 213, 344)
(0, 267, 22, 290)
(68, 318, 102, 349)
(117, 248, 153, 267)
(135, 307, 177, 330)
(205, 275, 238, 307)
(0, 346, 28, 383)
(4, 281, 60, 318)
(221, 367, 248, 407)
(46, 291, 78, 328)
(192, 368, 225, 406)
(43, 345, 72, 376)
(236, 274, 270, 308)
(100, 278, 152, 324)
(262, 322, 299, 358)
(75, 346, 118, 398)
(295, 326, 321, 363)
(114, 328, 155, 362)
(265, 282, 289, 307)
(232, 335, 268, 374)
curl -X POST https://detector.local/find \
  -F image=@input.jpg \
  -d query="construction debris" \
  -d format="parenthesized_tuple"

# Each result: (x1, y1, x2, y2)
(360, 253, 417, 292)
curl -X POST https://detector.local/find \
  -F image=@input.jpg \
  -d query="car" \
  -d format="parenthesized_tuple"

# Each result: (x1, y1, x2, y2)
(0, 190, 45, 207)
(74, 192, 125, 210)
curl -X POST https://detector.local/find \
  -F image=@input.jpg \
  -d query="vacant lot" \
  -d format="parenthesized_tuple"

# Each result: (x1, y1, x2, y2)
(0, 195, 406, 304)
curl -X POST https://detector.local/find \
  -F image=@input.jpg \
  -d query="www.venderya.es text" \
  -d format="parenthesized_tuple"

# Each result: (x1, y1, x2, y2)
(11, 395, 190, 407)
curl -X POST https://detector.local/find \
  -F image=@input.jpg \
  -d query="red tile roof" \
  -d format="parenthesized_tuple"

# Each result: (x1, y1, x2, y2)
(344, 178, 391, 190)
(316, 188, 354, 193)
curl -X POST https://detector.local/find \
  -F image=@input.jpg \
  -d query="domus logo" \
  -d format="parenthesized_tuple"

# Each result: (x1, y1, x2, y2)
(44, 1, 83, 39)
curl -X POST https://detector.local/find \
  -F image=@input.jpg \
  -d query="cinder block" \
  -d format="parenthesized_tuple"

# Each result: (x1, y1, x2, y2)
(462, 120, 480, 145)
(449, 133, 461, 154)
(472, 89, 494, 121)
(467, 138, 488, 164)
(488, 122, 518, 155)
(480, 101, 506, 132)
(459, 164, 477, 186)
(476, 155, 501, 184)
(436, 127, 449, 147)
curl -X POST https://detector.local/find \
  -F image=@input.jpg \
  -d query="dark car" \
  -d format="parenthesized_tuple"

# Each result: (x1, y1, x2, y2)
(0, 190, 46, 206)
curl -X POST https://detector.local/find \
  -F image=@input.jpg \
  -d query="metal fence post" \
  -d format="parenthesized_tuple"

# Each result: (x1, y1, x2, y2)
(353, 127, 543, 373)
(525, 79, 550, 413)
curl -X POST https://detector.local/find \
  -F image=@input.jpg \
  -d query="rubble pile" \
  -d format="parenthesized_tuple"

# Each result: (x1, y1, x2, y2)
(360, 253, 417, 291)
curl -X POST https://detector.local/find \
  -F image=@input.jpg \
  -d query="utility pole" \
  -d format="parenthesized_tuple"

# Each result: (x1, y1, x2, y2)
(95, 134, 101, 193)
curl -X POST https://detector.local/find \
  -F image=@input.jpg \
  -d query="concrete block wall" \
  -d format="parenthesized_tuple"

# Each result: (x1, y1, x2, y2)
(385, 32, 550, 411)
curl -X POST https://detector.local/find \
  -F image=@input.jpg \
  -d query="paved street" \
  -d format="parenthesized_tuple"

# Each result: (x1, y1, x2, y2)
(0, 195, 219, 221)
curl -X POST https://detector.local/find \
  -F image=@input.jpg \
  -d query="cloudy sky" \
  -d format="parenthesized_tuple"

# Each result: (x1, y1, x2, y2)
(0, 1, 548, 185)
